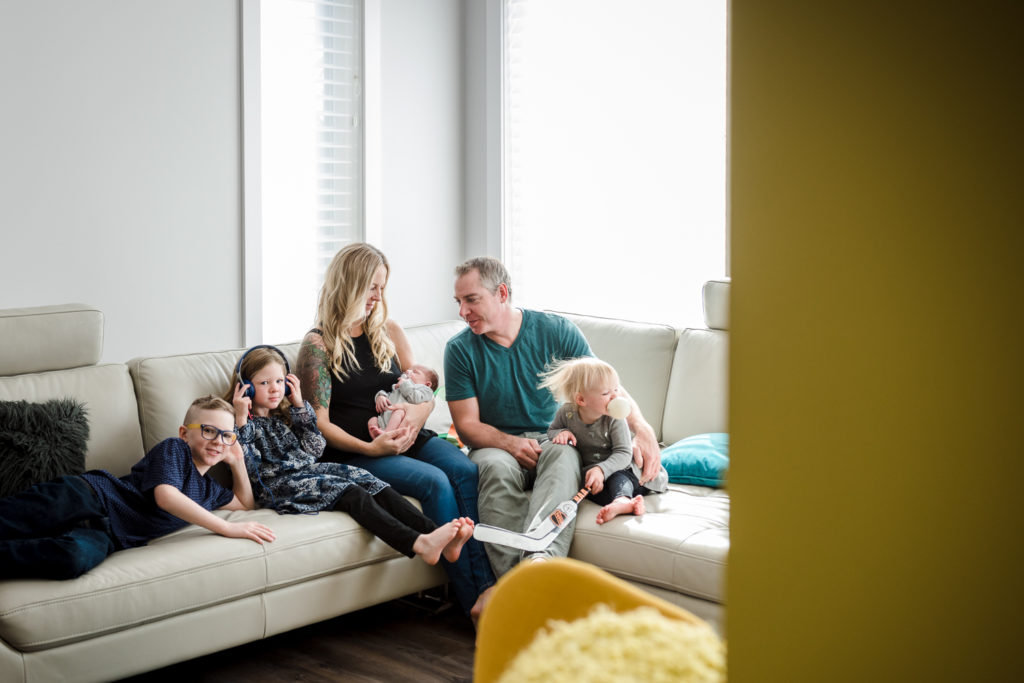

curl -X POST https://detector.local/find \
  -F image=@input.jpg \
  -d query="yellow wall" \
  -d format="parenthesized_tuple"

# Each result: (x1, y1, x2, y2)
(729, 2, 1023, 680)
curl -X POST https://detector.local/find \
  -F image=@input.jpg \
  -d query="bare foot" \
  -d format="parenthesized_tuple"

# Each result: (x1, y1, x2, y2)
(595, 495, 645, 524)
(470, 585, 495, 627)
(367, 417, 383, 439)
(442, 517, 475, 563)
(633, 495, 646, 516)
(412, 520, 461, 565)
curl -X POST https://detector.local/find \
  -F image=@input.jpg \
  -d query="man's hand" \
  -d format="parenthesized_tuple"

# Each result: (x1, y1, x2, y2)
(631, 423, 662, 484)
(510, 436, 543, 469)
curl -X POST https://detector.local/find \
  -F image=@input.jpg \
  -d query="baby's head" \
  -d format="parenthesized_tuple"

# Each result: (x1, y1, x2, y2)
(180, 395, 237, 470)
(539, 357, 621, 416)
(403, 364, 439, 390)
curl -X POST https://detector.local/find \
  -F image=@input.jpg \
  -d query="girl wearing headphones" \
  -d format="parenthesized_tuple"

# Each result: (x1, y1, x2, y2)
(225, 345, 474, 567)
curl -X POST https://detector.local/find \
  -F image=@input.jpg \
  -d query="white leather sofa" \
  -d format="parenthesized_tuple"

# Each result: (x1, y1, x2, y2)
(0, 281, 728, 682)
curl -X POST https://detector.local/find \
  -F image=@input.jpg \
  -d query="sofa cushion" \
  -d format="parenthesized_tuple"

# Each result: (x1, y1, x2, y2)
(569, 485, 728, 604)
(0, 398, 89, 497)
(258, 503, 445, 590)
(0, 505, 443, 653)
(0, 364, 145, 475)
(702, 279, 730, 331)
(128, 325, 467, 470)
(0, 515, 268, 652)
(0, 304, 103, 377)
(661, 433, 729, 487)
(661, 328, 728, 445)
(128, 346, 300, 454)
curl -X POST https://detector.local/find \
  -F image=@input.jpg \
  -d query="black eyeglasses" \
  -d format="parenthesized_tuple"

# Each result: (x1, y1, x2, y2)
(184, 423, 238, 446)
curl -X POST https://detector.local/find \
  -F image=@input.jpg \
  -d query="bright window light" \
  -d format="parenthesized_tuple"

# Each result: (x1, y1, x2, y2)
(258, 0, 362, 343)
(503, 0, 727, 328)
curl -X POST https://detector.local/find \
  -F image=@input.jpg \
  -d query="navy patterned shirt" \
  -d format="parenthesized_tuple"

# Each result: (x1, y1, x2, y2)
(82, 438, 234, 548)
(240, 401, 388, 514)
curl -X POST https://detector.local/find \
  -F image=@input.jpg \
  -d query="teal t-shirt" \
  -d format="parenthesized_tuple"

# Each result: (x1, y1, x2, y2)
(443, 309, 592, 435)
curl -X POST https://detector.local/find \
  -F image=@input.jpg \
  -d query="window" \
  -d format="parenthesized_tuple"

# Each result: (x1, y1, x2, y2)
(243, 0, 363, 344)
(502, 0, 728, 328)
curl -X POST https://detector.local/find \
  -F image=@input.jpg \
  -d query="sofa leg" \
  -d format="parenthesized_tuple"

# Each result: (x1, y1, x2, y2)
(398, 583, 454, 615)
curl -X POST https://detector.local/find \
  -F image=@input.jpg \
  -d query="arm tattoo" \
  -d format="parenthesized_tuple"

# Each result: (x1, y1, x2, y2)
(297, 339, 333, 412)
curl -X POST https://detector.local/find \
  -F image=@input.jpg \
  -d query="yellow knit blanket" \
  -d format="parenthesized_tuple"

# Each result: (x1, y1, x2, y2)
(496, 605, 727, 683)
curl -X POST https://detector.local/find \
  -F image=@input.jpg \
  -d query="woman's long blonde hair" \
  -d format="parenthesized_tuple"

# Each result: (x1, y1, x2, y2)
(316, 242, 397, 379)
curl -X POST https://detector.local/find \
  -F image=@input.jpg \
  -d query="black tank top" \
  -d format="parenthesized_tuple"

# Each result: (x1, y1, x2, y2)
(321, 331, 433, 462)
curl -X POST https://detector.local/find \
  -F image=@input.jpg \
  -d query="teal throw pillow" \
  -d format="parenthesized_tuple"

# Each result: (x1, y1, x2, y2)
(660, 433, 728, 487)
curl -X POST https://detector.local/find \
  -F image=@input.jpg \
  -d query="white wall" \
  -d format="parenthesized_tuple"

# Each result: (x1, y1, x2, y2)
(0, 0, 243, 363)
(374, 0, 466, 327)
(461, 0, 503, 261)
(0, 0, 472, 362)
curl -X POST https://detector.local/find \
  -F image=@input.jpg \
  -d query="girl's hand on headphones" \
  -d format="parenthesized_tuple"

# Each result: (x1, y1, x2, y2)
(233, 382, 252, 426)
(285, 373, 303, 406)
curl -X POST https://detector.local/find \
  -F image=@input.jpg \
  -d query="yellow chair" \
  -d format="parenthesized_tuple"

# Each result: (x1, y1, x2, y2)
(474, 557, 715, 683)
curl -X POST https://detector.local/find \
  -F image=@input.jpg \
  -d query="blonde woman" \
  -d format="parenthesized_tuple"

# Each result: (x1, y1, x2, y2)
(296, 243, 494, 622)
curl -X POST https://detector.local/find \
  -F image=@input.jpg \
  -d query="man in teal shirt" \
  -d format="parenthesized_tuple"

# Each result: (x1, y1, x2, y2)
(444, 257, 661, 619)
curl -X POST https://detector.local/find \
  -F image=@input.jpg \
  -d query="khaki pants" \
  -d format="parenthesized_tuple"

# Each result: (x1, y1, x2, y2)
(469, 433, 582, 578)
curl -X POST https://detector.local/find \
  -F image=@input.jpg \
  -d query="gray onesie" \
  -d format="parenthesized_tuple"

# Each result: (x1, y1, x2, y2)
(374, 376, 434, 429)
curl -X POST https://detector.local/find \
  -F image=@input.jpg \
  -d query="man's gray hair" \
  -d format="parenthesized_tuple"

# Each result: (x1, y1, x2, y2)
(455, 256, 512, 297)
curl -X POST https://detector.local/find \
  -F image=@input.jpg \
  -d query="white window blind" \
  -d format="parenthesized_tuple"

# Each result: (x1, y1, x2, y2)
(503, 0, 727, 328)
(256, 0, 362, 343)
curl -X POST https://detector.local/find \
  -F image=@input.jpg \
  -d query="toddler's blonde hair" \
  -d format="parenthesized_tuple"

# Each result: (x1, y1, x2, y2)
(538, 357, 620, 404)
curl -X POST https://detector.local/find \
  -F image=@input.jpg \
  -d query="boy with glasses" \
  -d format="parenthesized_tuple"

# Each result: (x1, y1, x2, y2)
(0, 395, 275, 580)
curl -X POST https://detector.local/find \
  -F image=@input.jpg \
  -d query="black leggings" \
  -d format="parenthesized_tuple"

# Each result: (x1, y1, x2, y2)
(588, 468, 651, 506)
(333, 486, 438, 558)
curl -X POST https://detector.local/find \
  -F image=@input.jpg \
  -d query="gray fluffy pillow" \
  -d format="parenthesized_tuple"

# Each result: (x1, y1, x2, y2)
(0, 398, 89, 498)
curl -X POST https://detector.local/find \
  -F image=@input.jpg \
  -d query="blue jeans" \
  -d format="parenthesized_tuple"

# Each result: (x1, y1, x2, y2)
(0, 475, 117, 580)
(344, 435, 495, 614)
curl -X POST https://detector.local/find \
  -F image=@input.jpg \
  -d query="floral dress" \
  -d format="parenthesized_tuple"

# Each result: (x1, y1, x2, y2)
(239, 401, 388, 514)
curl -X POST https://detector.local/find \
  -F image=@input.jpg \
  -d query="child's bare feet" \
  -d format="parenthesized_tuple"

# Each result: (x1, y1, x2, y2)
(595, 495, 645, 524)
(412, 520, 461, 565)
(367, 417, 383, 439)
(442, 517, 475, 563)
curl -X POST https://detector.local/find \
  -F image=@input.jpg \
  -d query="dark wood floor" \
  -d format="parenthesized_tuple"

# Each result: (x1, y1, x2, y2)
(118, 590, 476, 682)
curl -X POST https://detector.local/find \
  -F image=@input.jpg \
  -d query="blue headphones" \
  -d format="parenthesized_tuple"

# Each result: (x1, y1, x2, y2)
(236, 345, 291, 399)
